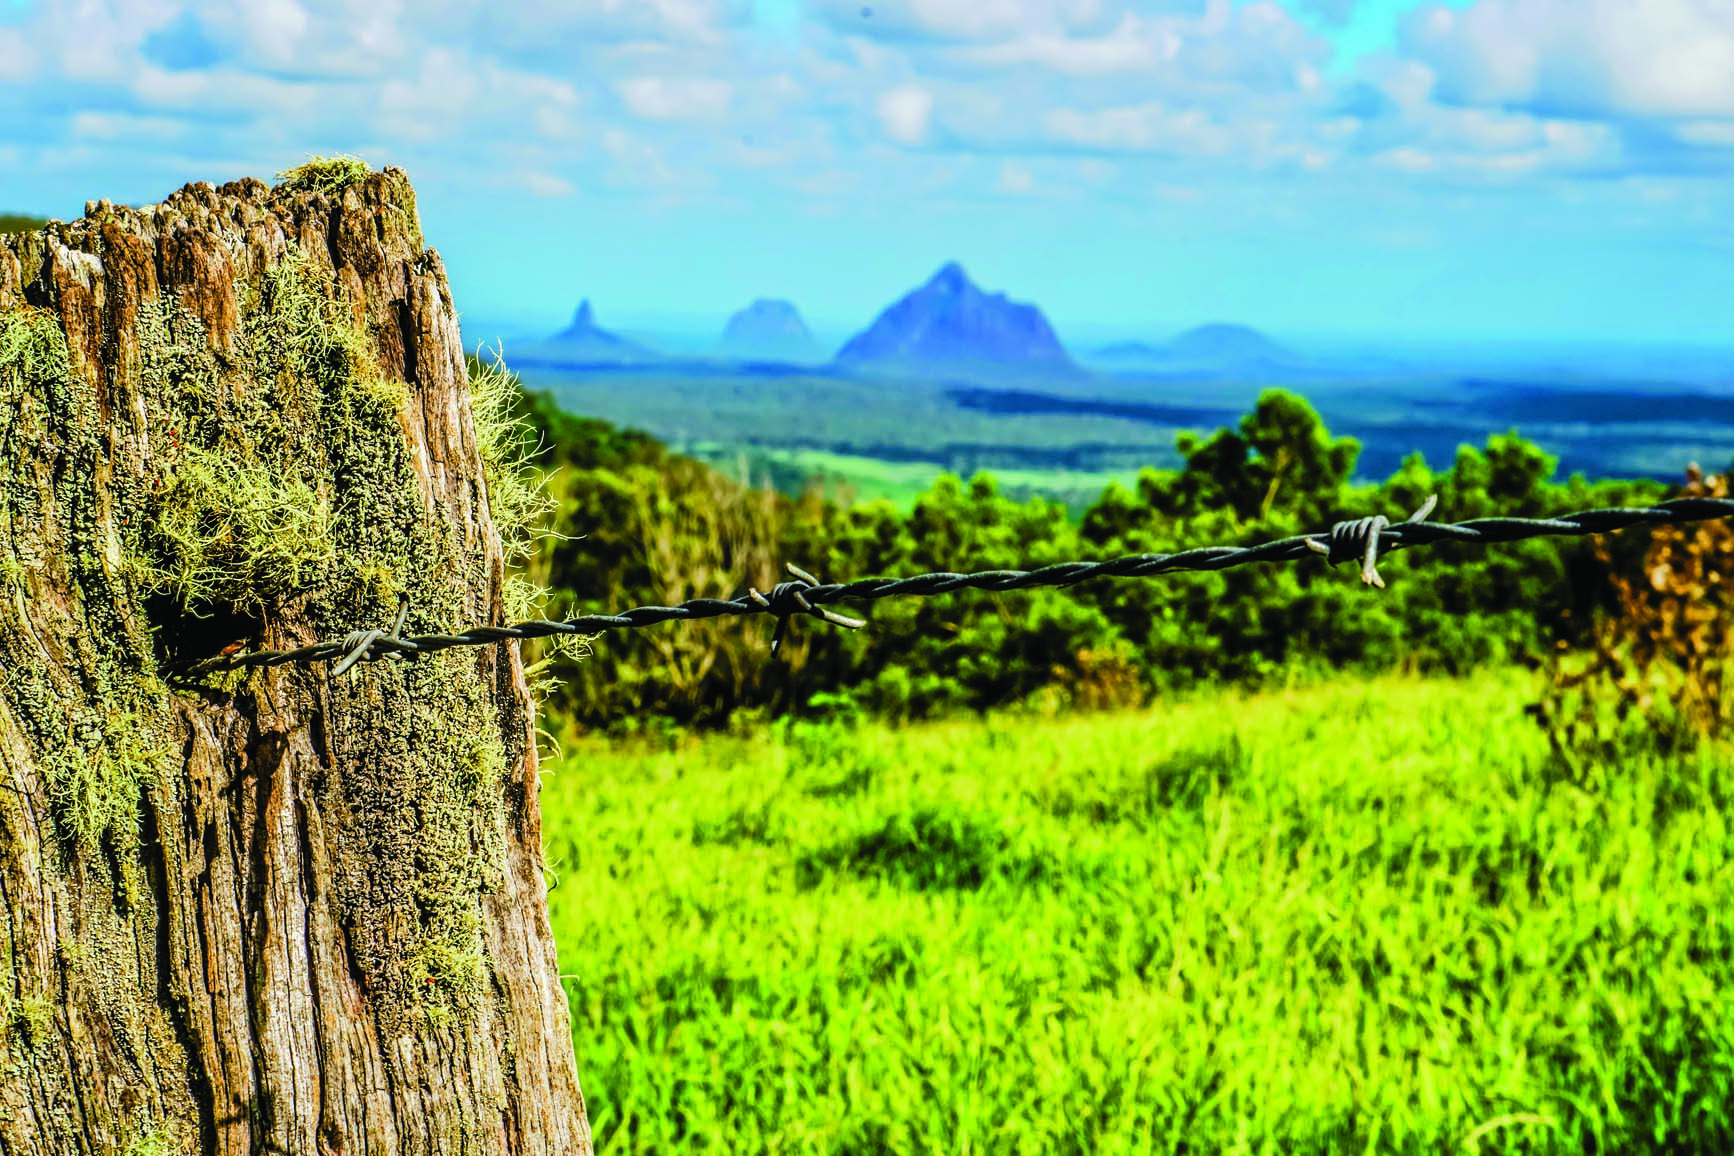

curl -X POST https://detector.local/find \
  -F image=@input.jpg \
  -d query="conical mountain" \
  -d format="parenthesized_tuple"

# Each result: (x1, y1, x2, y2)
(834, 262, 1081, 381)
(540, 299, 660, 364)
(718, 298, 822, 362)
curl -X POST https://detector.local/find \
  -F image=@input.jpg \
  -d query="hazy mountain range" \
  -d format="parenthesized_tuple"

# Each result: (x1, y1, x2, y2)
(520, 263, 1315, 382)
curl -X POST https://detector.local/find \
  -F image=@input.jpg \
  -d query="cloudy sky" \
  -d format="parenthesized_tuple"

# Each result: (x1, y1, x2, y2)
(2, 0, 1731, 350)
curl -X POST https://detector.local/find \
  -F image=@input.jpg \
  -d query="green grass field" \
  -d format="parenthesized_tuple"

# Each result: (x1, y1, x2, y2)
(540, 667, 1734, 1154)
(682, 442, 1146, 514)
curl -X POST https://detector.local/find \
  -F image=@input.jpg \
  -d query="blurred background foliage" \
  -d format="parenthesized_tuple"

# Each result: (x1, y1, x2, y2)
(494, 353, 1734, 1153)
(476, 353, 1724, 763)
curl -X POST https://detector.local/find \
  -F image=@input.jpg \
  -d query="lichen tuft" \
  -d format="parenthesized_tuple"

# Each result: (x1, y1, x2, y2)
(274, 154, 371, 196)
(138, 443, 336, 611)
(469, 343, 558, 568)
(470, 344, 594, 700)
(40, 706, 172, 855)
(5, 995, 55, 1055)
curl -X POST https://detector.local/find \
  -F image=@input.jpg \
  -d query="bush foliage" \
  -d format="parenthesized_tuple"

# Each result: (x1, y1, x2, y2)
(1527, 463, 1734, 779)
(480, 354, 1684, 736)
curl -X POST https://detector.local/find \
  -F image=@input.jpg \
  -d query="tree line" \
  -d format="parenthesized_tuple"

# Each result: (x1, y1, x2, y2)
(485, 356, 1688, 737)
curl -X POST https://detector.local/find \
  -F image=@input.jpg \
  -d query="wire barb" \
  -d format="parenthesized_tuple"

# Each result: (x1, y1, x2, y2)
(749, 562, 867, 656)
(1304, 494, 1439, 589)
(332, 594, 415, 676)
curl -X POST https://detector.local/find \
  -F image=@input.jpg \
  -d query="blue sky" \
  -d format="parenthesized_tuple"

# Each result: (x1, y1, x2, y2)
(2, 0, 1732, 350)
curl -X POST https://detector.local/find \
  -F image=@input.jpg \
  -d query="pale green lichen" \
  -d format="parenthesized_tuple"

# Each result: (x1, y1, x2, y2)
(469, 343, 558, 568)
(122, 1117, 195, 1156)
(274, 153, 371, 196)
(5, 995, 55, 1055)
(471, 344, 594, 700)
(136, 443, 336, 611)
(40, 705, 171, 856)
(0, 308, 173, 865)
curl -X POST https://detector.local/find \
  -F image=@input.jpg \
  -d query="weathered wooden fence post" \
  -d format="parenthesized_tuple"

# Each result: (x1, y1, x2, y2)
(0, 167, 591, 1155)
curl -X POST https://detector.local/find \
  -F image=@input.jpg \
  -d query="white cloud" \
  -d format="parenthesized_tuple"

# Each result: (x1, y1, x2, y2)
(476, 0, 746, 49)
(809, 0, 1117, 44)
(1045, 102, 1228, 156)
(1678, 120, 1734, 147)
(934, 0, 1326, 94)
(997, 161, 1033, 192)
(1368, 114, 1619, 179)
(959, 13, 1168, 75)
(877, 84, 933, 144)
(201, 0, 311, 71)
(1075, 157, 1116, 183)
(378, 47, 480, 141)
(36, 0, 179, 84)
(517, 170, 576, 196)
(1364, 57, 1438, 109)
(618, 75, 734, 121)
(1405, 0, 1734, 119)
(132, 65, 323, 119)
(70, 111, 187, 141)
(1374, 146, 1436, 174)
(375, 50, 583, 145)
(599, 127, 693, 190)
(0, 28, 37, 83)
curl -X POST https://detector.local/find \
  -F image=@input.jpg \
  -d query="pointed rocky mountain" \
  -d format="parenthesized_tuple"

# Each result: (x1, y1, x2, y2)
(538, 299, 662, 364)
(834, 262, 1083, 382)
(717, 298, 823, 363)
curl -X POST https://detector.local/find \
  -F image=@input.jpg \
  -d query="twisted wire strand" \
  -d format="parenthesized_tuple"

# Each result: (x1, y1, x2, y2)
(165, 492, 1734, 679)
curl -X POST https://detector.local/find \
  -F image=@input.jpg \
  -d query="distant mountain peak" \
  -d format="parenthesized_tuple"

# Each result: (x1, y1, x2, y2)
(835, 264, 1080, 382)
(728, 298, 807, 328)
(1167, 322, 1288, 361)
(1082, 321, 1295, 375)
(929, 261, 971, 291)
(718, 298, 821, 363)
(540, 299, 660, 364)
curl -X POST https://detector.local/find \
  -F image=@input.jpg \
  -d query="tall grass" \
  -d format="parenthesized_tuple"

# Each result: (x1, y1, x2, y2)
(542, 667, 1734, 1154)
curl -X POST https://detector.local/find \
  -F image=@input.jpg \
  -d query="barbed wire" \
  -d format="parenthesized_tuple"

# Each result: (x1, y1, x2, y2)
(163, 492, 1734, 679)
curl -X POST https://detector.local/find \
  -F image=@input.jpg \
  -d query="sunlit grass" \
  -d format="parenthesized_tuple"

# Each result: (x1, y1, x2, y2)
(542, 667, 1734, 1154)
(686, 441, 1144, 514)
